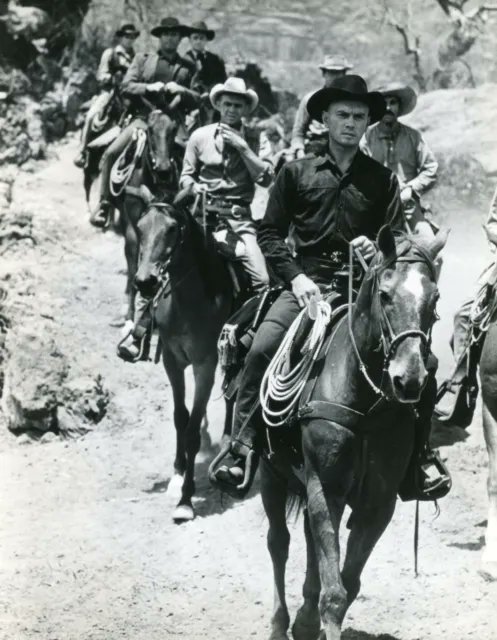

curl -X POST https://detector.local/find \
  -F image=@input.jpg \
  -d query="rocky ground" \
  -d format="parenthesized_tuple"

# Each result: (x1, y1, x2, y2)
(0, 134, 496, 640)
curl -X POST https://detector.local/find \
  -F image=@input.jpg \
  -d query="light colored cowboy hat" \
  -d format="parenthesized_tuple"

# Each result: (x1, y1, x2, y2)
(189, 21, 215, 40)
(115, 23, 140, 39)
(375, 83, 417, 117)
(307, 74, 386, 124)
(319, 54, 354, 72)
(210, 77, 259, 113)
(150, 17, 192, 38)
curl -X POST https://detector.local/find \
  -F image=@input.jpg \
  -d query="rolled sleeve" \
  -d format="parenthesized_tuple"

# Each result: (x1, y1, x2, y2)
(179, 132, 199, 189)
(407, 135, 438, 196)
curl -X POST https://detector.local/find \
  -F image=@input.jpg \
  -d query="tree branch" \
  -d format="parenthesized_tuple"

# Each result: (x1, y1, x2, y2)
(384, 4, 427, 91)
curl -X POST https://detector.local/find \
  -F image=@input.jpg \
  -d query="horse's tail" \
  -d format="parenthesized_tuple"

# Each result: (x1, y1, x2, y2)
(286, 492, 305, 523)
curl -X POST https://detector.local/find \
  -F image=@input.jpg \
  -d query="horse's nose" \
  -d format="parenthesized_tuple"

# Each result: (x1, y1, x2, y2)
(392, 374, 425, 403)
(135, 273, 158, 297)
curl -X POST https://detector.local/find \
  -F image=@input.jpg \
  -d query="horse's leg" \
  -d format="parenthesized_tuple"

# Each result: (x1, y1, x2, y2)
(161, 350, 189, 498)
(481, 400, 497, 580)
(173, 357, 216, 523)
(292, 508, 321, 640)
(260, 461, 291, 640)
(303, 420, 354, 640)
(340, 500, 396, 608)
(122, 198, 141, 326)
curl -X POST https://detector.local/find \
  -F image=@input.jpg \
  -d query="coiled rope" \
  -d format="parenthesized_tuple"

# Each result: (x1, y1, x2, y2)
(110, 128, 147, 197)
(470, 272, 497, 335)
(260, 299, 332, 427)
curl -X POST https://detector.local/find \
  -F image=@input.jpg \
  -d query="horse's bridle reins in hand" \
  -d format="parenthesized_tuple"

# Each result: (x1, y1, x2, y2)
(347, 240, 438, 401)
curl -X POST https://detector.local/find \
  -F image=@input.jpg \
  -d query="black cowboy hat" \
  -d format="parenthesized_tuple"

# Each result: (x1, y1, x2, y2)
(115, 23, 140, 38)
(189, 21, 215, 40)
(150, 17, 192, 38)
(307, 75, 386, 124)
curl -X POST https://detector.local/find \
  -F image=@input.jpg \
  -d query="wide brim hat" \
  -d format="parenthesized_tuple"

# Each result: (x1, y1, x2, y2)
(375, 83, 417, 117)
(150, 17, 192, 38)
(115, 23, 140, 38)
(307, 74, 386, 124)
(318, 54, 354, 72)
(210, 77, 259, 113)
(189, 21, 215, 41)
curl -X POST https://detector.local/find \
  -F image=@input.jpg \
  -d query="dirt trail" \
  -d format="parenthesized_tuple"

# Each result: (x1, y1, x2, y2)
(0, 138, 496, 640)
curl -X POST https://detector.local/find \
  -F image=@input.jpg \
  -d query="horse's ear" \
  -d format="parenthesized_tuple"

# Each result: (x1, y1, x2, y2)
(377, 225, 396, 262)
(427, 227, 450, 259)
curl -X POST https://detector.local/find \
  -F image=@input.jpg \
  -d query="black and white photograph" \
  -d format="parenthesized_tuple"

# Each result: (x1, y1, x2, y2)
(0, 1, 497, 638)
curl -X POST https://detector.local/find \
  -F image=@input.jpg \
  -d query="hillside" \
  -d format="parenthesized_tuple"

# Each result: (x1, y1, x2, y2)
(84, 0, 497, 95)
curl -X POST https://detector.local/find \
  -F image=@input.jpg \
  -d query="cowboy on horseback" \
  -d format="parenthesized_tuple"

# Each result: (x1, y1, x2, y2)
(290, 55, 353, 159)
(361, 83, 439, 238)
(211, 74, 450, 499)
(184, 21, 227, 93)
(117, 77, 273, 362)
(91, 16, 200, 229)
(436, 183, 497, 427)
(73, 23, 139, 169)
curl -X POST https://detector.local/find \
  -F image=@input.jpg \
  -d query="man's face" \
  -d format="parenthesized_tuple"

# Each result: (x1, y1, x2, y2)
(382, 95, 400, 125)
(322, 69, 346, 88)
(322, 100, 369, 148)
(159, 30, 182, 53)
(218, 94, 249, 126)
(120, 34, 136, 53)
(190, 33, 208, 52)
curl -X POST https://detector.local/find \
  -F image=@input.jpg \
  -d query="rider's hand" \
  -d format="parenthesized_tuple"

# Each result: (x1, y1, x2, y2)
(291, 273, 321, 309)
(219, 124, 248, 152)
(165, 81, 185, 94)
(192, 182, 207, 195)
(401, 185, 413, 203)
(351, 235, 376, 262)
(295, 148, 305, 159)
(146, 81, 165, 93)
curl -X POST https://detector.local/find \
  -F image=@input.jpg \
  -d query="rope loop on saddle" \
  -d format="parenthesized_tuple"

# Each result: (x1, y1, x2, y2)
(110, 127, 147, 197)
(260, 300, 332, 428)
(470, 272, 497, 335)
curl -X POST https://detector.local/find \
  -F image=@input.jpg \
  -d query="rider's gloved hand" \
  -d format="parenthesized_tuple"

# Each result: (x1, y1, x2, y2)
(294, 148, 305, 159)
(192, 182, 208, 195)
(291, 273, 321, 309)
(401, 185, 413, 203)
(351, 235, 376, 262)
(146, 81, 165, 93)
(165, 81, 185, 94)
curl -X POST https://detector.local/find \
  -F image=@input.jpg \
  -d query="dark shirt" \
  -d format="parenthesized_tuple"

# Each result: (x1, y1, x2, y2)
(184, 49, 227, 92)
(258, 150, 405, 284)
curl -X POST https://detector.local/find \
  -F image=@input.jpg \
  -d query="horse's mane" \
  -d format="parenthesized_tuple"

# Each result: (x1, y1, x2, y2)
(178, 206, 230, 297)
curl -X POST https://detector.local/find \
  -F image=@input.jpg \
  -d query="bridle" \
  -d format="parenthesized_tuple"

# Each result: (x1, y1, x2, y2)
(145, 122, 179, 190)
(137, 203, 189, 304)
(348, 240, 439, 400)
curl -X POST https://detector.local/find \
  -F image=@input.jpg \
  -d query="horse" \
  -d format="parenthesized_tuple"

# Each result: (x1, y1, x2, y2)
(111, 106, 182, 328)
(82, 86, 127, 207)
(477, 317, 497, 581)
(134, 202, 234, 522)
(256, 227, 447, 640)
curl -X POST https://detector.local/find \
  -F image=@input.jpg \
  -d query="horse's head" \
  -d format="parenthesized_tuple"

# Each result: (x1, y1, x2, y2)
(147, 109, 179, 178)
(135, 203, 184, 298)
(370, 226, 448, 403)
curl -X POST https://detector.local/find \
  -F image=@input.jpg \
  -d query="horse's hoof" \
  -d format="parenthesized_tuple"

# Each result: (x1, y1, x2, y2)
(292, 616, 321, 640)
(173, 504, 195, 523)
(166, 473, 184, 500)
(480, 550, 497, 581)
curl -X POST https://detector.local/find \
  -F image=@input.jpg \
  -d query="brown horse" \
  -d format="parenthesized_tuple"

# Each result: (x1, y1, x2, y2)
(135, 202, 234, 522)
(111, 108, 181, 327)
(478, 318, 497, 581)
(258, 228, 447, 640)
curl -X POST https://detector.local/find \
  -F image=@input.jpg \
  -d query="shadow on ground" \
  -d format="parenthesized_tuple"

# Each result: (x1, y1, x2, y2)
(342, 629, 402, 640)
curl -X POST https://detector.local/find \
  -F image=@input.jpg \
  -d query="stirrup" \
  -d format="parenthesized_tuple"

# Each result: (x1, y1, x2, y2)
(116, 329, 148, 363)
(208, 444, 258, 499)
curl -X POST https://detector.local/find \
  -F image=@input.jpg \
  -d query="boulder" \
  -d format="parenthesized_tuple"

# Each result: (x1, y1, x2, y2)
(2, 325, 110, 437)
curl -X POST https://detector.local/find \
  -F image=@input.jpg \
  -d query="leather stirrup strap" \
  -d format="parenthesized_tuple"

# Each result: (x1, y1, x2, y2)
(298, 400, 364, 429)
